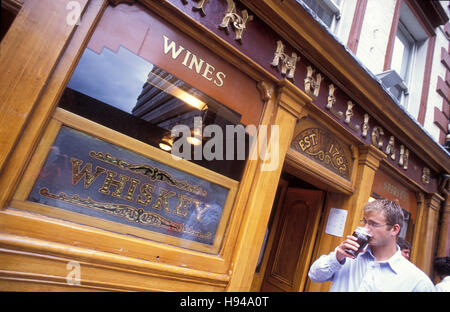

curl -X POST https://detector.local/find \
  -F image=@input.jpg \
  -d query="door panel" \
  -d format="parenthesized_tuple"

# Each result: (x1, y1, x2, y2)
(261, 188, 323, 292)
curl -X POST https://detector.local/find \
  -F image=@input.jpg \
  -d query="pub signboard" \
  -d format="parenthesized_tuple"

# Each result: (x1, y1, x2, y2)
(27, 124, 238, 252)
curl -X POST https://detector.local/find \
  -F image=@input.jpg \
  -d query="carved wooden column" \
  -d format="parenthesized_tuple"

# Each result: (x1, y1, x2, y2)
(227, 80, 310, 291)
(346, 145, 387, 233)
(411, 192, 425, 264)
(415, 193, 444, 275)
(436, 178, 450, 257)
(437, 191, 450, 257)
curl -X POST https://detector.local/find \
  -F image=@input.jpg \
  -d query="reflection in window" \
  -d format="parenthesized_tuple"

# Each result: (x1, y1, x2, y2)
(68, 46, 152, 113)
(59, 46, 250, 181)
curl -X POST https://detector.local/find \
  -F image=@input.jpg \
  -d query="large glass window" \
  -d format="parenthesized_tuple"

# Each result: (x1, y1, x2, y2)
(59, 45, 249, 181)
(55, 3, 264, 183)
(20, 3, 262, 251)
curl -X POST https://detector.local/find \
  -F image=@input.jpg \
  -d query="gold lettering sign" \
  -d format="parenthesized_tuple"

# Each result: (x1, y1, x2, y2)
(162, 35, 226, 87)
(28, 126, 233, 246)
(291, 126, 351, 179)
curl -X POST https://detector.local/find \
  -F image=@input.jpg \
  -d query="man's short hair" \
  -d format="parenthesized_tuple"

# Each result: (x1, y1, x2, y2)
(364, 199, 404, 229)
(397, 236, 411, 250)
(433, 257, 450, 277)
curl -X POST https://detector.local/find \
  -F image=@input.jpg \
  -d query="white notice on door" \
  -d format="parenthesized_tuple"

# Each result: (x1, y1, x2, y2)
(325, 208, 348, 237)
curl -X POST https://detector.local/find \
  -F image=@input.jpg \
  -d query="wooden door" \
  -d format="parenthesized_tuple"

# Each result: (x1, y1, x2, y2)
(261, 188, 323, 292)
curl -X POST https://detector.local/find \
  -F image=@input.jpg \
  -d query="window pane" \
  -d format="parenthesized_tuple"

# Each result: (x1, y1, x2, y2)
(59, 45, 250, 181)
(392, 23, 415, 82)
(391, 36, 405, 78)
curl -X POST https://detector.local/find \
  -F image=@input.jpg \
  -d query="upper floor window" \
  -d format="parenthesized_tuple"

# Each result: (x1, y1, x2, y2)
(391, 21, 416, 88)
(379, 0, 430, 113)
(300, 0, 342, 29)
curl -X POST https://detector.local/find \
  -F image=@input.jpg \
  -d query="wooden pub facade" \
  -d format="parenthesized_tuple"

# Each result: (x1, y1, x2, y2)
(0, 0, 449, 291)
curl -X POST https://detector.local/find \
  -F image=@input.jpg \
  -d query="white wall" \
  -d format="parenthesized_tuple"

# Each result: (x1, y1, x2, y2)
(355, 0, 397, 75)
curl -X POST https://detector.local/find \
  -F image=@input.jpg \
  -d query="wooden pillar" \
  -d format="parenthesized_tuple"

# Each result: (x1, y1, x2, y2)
(345, 145, 387, 233)
(436, 188, 450, 257)
(306, 144, 385, 292)
(0, 0, 90, 172)
(415, 193, 444, 275)
(226, 80, 310, 291)
(411, 192, 425, 264)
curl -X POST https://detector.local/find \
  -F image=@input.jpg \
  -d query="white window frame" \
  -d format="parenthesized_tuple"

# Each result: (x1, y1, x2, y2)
(392, 20, 417, 89)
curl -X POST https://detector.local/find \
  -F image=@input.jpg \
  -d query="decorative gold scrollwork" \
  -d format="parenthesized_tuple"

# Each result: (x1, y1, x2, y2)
(192, 0, 210, 16)
(90, 151, 207, 196)
(219, 0, 253, 42)
(39, 188, 212, 239)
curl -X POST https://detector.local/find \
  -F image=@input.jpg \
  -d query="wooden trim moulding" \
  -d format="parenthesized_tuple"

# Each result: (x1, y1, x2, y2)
(0, 232, 229, 290)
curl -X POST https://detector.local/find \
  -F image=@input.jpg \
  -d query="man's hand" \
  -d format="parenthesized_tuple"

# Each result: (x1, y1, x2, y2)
(335, 235, 360, 263)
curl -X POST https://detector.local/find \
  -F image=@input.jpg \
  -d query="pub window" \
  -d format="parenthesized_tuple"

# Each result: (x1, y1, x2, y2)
(60, 45, 249, 181)
(17, 3, 262, 253)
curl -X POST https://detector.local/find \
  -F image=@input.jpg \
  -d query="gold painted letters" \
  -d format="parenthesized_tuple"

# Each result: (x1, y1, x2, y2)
(361, 114, 370, 138)
(371, 126, 384, 149)
(70, 156, 210, 221)
(399, 145, 409, 170)
(304, 66, 322, 98)
(219, 0, 253, 42)
(385, 136, 395, 160)
(271, 40, 300, 79)
(326, 84, 344, 118)
(422, 167, 430, 184)
(163, 35, 226, 87)
(344, 101, 360, 132)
